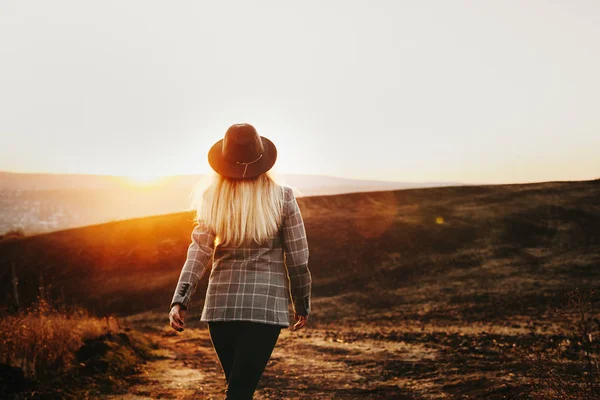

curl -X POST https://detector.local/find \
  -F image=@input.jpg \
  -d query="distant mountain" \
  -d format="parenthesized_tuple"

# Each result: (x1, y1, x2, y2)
(0, 171, 128, 190)
(0, 171, 461, 193)
(0, 171, 462, 235)
(278, 174, 463, 196)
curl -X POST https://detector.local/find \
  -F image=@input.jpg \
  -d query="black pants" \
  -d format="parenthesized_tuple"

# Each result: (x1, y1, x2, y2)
(208, 320, 282, 400)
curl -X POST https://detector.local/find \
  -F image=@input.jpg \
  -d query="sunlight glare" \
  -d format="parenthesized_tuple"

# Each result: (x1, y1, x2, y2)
(126, 173, 163, 186)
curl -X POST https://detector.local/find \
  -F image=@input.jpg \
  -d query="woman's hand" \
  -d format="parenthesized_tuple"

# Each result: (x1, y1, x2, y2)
(292, 313, 308, 331)
(169, 304, 186, 332)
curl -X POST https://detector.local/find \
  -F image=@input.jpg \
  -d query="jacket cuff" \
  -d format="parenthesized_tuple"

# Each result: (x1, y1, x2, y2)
(169, 300, 188, 311)
(170, 281, 193, 311)
(293, 296, 310, 316)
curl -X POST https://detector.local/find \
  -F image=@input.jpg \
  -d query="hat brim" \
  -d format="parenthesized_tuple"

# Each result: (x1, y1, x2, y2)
(208, 136, 277, 179)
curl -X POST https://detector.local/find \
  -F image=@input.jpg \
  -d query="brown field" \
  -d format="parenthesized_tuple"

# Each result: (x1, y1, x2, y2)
(1, 179, 599, 399)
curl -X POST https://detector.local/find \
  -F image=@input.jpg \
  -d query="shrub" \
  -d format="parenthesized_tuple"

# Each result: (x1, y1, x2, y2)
(519, 288, 600, 399)
(0, 228, 26, 241)
(0, 297, 118, 380)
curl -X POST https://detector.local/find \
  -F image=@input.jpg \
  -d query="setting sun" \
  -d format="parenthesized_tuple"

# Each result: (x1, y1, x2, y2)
(125, 173, 163, 186)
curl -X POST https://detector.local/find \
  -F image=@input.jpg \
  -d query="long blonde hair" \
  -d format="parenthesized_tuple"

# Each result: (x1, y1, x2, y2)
(190, 171, 285, 247)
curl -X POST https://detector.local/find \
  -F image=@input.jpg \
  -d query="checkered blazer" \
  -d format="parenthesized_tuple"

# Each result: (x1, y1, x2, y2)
(169, 185, 311, 327)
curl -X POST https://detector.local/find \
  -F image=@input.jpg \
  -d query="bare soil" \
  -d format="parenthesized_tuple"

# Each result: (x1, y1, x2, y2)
(104, 315, 419, 399)
(100, 310, 546, 399)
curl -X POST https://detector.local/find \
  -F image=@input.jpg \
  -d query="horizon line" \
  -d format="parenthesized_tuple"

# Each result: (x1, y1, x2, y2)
(0, 169, 598, 187)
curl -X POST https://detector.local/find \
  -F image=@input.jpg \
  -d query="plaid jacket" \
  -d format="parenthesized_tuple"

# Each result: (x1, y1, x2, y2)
(170, 185, 311, 327)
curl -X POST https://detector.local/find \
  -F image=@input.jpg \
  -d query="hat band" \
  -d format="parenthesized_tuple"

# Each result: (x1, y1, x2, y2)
(236, 153, 263, 178)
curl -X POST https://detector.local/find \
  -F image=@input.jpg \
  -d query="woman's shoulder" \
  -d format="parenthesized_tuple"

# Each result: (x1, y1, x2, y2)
(278, 184, 301, 216)
(277, 185, 305, 225)
(277, 184, 301, 202)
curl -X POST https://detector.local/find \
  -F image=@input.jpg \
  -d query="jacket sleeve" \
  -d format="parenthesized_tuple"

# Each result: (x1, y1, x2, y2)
(170, 219, 216, 311)
(281, 187, 312, 316)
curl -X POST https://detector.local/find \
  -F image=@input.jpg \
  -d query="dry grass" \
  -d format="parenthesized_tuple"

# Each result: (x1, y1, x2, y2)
(0, 228, 26, 241)
(0, 298, 118, 380)
(518, 288, 600, 400)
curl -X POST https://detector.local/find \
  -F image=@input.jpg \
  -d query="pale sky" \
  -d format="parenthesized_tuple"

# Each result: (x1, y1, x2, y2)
(1, 0, 599, 184)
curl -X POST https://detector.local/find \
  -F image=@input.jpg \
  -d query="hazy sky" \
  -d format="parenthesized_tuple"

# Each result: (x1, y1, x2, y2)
(1, 1, 598, 184)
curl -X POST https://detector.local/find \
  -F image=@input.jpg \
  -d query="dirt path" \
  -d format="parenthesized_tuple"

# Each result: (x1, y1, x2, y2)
(102, 323, 410, 400)
(103, 328, 226, 399)
(97, 309, 535, 399)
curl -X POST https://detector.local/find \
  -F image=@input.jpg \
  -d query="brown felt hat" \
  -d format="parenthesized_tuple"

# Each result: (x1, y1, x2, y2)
(208, 123, 277, 179)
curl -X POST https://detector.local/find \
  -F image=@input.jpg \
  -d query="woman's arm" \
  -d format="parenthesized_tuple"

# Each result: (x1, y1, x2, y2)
(281, 187, 312, 317)
(170, 219, 216, 311)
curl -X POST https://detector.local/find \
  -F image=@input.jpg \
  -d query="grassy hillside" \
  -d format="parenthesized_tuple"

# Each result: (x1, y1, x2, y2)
(2, 179, 600, 398)
(1, 180, 598, 323)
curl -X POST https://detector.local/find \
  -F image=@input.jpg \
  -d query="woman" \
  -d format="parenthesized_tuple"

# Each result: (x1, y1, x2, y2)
(168, 123, 312, 400)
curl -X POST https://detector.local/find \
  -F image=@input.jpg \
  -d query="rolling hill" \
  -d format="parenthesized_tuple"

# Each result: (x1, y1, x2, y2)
(1, 179, 598, 322)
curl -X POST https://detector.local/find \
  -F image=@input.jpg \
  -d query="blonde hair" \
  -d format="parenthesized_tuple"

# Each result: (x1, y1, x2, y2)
(190, 171, 285, 247)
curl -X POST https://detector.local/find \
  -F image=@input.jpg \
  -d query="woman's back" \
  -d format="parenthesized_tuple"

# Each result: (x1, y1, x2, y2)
(202, 184, 310, 326)
(170, 183, 311, 327)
